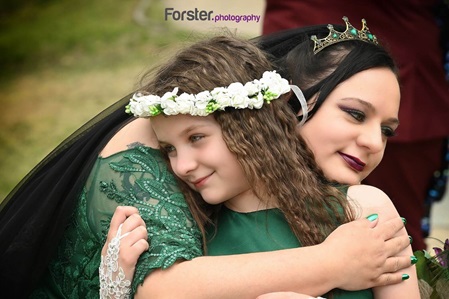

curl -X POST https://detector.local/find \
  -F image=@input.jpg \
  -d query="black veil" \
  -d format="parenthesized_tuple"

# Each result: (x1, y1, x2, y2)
(253, 24, 345, 114)
(0, 94, 133, 297)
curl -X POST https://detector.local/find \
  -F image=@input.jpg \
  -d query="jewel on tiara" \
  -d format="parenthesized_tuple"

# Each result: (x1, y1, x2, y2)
(311, 16, 378, 54)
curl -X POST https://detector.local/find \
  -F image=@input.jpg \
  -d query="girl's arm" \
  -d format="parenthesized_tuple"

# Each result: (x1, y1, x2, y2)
(347, 185, 420, 299)
(99, 208, 149, 298)
(102, 207, 413, 299)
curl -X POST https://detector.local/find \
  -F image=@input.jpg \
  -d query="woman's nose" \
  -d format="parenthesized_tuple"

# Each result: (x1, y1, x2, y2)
(357, 126, 385, 153)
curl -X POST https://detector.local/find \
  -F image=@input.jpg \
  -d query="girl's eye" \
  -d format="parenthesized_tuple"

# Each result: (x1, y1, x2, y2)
(343, 109, 365, 122)
(381, 126, 397, 138)
(190, 135, 204, 142)
(162, 145, 176, 154)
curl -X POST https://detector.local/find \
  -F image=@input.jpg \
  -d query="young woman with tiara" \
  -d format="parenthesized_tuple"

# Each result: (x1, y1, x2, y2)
(103, 23, 419, 298)
(0, 20, 411, 298)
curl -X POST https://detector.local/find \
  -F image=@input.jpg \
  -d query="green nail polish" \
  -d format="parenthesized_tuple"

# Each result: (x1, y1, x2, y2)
(401, 217, 407, 224)
(402, 274, 410, 281)
(409, 236, 413, 244)
(366, 214, 378, 221)
(411, 256, 418, 265)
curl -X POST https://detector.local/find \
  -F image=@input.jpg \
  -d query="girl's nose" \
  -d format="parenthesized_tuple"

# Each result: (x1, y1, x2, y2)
(172, 149, 198, 177)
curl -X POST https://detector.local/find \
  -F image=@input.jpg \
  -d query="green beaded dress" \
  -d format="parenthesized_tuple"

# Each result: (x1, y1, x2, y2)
(30, 146, 202, 298)
(207, 205, 374, 299)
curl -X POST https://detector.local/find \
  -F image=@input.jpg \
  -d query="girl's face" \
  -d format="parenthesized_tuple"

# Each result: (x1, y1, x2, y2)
(152, 114, 259, 212)
(298, 67, 400, 185)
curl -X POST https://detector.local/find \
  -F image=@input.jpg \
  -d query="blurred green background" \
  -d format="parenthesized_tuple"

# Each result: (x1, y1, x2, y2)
(0, 0, 204, 201)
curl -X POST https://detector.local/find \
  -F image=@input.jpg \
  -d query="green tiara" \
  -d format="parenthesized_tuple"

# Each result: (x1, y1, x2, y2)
(311, 16, 378, 54)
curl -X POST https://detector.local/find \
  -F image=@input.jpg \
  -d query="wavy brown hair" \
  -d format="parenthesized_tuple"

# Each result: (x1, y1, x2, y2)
(140, 35, 354, 249)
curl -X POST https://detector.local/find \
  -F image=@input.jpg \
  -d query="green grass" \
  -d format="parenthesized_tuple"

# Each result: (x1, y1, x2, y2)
(0, 0, 204, 201)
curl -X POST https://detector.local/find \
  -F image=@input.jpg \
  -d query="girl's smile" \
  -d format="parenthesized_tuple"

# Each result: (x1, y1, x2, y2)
(192, 173, 214, 189)
(152, 114, 262, 212)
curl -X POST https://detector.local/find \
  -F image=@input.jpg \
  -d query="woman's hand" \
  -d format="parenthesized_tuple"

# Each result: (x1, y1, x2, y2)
(322, 216, 412, 291)
(99, 206, 149, 298)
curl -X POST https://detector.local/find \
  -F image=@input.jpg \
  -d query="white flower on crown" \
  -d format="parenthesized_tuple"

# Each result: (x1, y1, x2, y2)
(244, 80, 260, 96)
(210, 87, 230, 108)
(226, 82, 249, 109)
(260, 71, 291, 101)
(244, 80, 264, 109)
(127, 93, 160, 117)
(164, 92, 196, 115)
(195, 90, 213, 106)
(125, 71, 291, 117)
(161, 88, 179, 101)
(193, 90, 213, 116)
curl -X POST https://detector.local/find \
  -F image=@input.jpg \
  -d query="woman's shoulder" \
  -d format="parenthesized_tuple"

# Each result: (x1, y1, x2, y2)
(100, 118, 159, 158)
(347, 184, 399, 219)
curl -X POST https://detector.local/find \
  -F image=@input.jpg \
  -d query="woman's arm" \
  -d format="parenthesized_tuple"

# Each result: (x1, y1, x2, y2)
(135, 217, 411, 299)
(99, 119, 414, 298)
(348, 185, 420, 299)
(103, 208, 412, 299)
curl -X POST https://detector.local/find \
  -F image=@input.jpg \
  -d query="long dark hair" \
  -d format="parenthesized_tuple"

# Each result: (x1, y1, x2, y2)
(256, 24, 398, 122)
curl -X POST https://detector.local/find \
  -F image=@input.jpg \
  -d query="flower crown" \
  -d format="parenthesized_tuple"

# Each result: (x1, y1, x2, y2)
(125, 71, 291, 117)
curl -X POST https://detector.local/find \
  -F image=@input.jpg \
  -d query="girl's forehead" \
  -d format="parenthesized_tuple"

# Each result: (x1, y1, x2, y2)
(152, 114, 219, 135)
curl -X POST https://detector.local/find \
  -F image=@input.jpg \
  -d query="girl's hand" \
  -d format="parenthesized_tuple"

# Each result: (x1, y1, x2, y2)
(99, 206, 149, 298)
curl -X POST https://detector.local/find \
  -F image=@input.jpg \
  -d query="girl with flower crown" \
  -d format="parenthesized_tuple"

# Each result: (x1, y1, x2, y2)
(102, 33, 419, 299)
(0, 25, 412, 299)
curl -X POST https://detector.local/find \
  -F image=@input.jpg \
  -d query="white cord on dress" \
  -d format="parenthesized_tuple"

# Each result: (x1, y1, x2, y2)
(290, 85, 308, 126)
(99, 224, 132, 299)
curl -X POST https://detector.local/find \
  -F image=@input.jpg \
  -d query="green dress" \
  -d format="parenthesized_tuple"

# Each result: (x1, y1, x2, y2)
(30, 146, 202, 298)
(207, 206, 374, 299)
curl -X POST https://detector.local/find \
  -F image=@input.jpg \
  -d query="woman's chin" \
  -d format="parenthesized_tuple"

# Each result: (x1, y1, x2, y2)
(327, 174, 362, 186)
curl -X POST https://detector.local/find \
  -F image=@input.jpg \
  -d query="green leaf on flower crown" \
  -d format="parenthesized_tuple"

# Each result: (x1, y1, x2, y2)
(149, 105, 162, 116)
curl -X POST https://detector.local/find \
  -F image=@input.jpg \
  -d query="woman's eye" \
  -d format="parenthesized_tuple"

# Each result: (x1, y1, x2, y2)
(381, 126, 397, 138)
(343, 108, 365, 122)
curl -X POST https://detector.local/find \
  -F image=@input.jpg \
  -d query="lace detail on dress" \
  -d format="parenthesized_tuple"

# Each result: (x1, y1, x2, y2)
(99, 224, 131, 299)
(30, 188, 102, 298)
(97, 146, 203, 293)
(30, 146, 202, 298)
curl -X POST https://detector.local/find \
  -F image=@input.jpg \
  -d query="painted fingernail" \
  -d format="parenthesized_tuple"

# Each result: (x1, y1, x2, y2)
(401, 217, 407, 224)
(411, 255, 418, 265)
(366, 214, 378, 221)
(409, 236, 413, 244)
(402, 274, 410, 281)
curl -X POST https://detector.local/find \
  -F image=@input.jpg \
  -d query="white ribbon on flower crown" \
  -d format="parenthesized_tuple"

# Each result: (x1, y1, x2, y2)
(289, 84, 308, 126)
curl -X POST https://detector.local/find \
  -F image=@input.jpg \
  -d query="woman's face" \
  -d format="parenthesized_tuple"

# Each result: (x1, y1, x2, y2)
(297, 67, 400, 185)
(152, 114, 259, 212)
